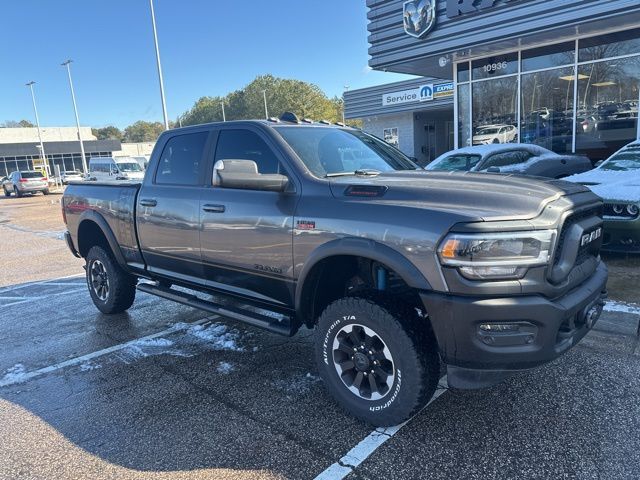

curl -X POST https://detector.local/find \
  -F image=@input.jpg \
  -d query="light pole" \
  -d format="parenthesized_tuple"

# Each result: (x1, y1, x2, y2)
(61, 60, 88, 174)
(25, 81, 47, 175)
(342, 85, 350, 124)
(221, 101, 226, 122)
(149, 0, 169, 130)
(262, 90, 269, 119)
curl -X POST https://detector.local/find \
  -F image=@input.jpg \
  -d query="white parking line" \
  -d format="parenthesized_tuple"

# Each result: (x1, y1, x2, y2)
(0, 317, 213, 388)
(314, 377, 448, 480)
(0, 288, 86, 308)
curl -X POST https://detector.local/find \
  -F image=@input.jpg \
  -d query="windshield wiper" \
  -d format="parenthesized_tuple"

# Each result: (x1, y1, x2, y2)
(325, 169, 381, 178)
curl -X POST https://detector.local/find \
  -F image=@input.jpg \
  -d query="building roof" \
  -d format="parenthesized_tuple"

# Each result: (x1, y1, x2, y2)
(344, 77, 453, 119)
(0, 139, 121, 157)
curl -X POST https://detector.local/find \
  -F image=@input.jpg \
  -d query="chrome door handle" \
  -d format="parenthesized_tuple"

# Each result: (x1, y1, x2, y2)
(202, 204, 225, 213)
(139, 198, 157, 207)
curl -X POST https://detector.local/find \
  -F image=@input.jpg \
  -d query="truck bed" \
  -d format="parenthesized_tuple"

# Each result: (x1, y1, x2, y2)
(63, 182, 145, 269)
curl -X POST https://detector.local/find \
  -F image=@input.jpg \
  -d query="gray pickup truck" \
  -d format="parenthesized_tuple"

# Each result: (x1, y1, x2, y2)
(63, 117, 608, 426)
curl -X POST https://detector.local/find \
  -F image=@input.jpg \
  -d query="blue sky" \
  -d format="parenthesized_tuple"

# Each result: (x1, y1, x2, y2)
(1, 0, 414, 129)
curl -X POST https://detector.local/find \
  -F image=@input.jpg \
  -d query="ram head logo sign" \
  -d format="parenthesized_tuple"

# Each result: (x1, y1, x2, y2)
(403, 0, 436, 38)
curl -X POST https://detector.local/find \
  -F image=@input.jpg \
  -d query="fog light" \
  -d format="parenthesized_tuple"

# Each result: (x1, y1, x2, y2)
(459, 266, 527, 280)
(477, 322, 538, 347)
(479, 323, 522, 332)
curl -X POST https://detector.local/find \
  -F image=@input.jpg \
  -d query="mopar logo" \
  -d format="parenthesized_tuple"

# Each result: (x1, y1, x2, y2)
(419, 84, 433, 101)
(581, 228, 602, 247)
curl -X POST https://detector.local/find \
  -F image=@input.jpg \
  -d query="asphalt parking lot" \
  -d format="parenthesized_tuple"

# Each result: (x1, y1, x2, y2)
(1, 193, 640, 480)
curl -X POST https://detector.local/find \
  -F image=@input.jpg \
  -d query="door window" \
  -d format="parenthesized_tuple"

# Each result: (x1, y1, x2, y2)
(214, 129, 280, 174)
(482, 151, 533, 169)
(155, 132, 208, 185)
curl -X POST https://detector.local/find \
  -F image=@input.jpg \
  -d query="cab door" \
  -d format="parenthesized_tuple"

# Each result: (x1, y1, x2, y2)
(199, 127, 297, 307)
(136, 129, 212, 284)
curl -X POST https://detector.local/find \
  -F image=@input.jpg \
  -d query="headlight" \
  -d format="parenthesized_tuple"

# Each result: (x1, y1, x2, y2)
(627, 204, 639, 216)
(438, 230, 556, 280)
(613, 204, 624, 214)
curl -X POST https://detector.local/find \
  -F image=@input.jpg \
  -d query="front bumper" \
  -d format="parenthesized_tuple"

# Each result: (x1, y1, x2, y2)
(420, 261, 608, 389)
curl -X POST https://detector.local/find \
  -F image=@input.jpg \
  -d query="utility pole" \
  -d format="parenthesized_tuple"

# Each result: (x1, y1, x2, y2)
(61, 60, 88, 174)
(149, 0, 169, 130)
(25, 81, 48, 176)
(262, 90, 269, 119)
(342, 85, 350, 124)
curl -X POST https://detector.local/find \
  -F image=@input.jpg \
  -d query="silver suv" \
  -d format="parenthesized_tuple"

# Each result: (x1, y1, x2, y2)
(3, 171, 50, 197)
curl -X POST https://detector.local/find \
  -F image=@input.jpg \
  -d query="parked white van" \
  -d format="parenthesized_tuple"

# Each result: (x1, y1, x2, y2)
(88, 157, 145, 182)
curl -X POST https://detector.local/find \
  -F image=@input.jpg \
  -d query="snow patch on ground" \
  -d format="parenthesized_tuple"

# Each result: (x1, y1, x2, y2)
(79, 361, 102, 372)
(604, 300, 640, 315)
(272, 372, 322, 395)
(1, 364, 28, 383)
(216, 361, 235, 374)
(181, 322, 246, 352)
(123, 337, 191, 360)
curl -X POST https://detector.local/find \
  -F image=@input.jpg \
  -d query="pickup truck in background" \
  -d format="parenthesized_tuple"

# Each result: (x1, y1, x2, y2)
(62, 116, 608, 426)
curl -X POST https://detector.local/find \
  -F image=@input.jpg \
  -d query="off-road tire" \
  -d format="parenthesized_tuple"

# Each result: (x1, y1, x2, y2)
(315, 295, 440, 426)
(86, 245, 136, 314)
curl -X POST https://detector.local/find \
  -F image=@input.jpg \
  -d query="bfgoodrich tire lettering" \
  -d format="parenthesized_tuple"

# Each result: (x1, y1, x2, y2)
(315, 296, 439, 426)
(86, 245, 136, 314)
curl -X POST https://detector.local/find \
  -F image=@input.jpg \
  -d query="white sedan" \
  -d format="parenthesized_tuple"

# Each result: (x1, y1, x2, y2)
(472, 125, 518, 145)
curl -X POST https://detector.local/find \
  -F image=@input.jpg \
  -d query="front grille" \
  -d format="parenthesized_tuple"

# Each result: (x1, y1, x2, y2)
(553, 205, 603, 268)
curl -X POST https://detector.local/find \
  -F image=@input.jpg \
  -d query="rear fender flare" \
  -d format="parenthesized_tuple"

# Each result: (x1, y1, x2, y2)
(77, 210, 128, 269)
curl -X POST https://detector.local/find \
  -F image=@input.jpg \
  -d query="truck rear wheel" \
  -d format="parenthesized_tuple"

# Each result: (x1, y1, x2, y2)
(86, 245, 136, 314)
(315, 295, 440, 426)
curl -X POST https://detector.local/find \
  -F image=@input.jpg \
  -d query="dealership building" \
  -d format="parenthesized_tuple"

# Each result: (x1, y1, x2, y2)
(0, 127, 156, 178)
(346, 0, 640, 163)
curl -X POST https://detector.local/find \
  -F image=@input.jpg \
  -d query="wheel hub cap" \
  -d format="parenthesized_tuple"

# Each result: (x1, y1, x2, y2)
(332, 324, 395, 401)
(89, 260, 110, 301)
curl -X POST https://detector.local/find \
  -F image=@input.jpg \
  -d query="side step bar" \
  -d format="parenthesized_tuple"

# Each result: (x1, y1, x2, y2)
(137, 283, 294, 336)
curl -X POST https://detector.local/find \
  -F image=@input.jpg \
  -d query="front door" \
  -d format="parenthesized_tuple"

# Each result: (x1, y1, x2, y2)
(136, 130, 210, 284)
(199, 127, 296, 307)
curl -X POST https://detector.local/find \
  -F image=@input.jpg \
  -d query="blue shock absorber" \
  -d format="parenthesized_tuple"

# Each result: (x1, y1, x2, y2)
(377, 267, 387, 291)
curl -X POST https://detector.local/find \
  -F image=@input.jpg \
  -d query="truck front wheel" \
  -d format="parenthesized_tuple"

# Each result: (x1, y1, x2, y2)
(315, 296, 440, 426)
(86, 245, 136, 314)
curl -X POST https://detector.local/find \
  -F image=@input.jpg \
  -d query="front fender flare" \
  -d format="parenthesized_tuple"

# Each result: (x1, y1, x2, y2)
(294, 237, 432, 314)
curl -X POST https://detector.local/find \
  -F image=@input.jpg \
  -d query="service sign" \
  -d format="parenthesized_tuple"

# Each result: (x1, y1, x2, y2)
(382, 82, 452, 106)
(382, 84, 434, 106)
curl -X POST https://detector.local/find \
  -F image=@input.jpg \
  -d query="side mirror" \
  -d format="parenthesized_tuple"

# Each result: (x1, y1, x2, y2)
(214, 159, 289, 192)
(486, 166, 501, 173)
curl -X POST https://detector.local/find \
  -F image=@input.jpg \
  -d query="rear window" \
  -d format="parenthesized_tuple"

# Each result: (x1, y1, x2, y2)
(20, 171, 45, 179)
(155, 132, 208, 185)
(426, 154, 482, 172)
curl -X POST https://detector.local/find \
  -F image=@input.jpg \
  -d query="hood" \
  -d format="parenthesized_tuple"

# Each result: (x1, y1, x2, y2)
(329, 170, 590, 222)
(566, 168, 640, 202)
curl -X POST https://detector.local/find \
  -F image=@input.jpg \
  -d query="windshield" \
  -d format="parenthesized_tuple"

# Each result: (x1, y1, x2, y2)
(426, 154, 482, 172)
(477, 127, 500, 135)
(117, 162, 142, 172)
(600, 148, 640, 171)
(274, 127, 417, 177)
(20, 171, 45, 179)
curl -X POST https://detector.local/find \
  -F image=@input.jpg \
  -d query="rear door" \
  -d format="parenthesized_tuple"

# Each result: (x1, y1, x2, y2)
(136, 129, 212, 284)
(199, 127, 297, 307)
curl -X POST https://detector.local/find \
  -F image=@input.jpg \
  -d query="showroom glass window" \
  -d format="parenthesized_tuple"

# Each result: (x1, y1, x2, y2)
(576, 29, 640, 159)
(457, 82, 470, 147)
(520, 43, 576, 153)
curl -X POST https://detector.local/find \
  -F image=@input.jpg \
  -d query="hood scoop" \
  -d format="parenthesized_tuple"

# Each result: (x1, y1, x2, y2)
(344, 185, 388, 197)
